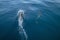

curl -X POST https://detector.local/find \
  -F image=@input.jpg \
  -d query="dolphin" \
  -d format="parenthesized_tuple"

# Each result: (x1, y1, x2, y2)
(17, 10, 28, 40)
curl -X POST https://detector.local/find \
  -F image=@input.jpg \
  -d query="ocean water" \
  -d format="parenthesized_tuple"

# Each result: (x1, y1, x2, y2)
(0, 0, 60, 40)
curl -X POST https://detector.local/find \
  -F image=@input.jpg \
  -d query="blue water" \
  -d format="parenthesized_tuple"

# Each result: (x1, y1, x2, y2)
(0, 0, 60, 40)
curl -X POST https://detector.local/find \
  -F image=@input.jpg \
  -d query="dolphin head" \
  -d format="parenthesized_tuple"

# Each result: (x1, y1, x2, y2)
(17, 9, 24, 20)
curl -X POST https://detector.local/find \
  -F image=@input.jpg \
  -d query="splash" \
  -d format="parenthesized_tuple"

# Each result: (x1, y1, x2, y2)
(17, 10, 28, 40)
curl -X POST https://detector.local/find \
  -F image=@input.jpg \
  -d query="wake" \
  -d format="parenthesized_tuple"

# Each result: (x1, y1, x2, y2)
(17, 10, 28, 40)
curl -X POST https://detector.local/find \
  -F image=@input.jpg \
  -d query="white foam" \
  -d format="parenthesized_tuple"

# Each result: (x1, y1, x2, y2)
(17, 9, 28, 40)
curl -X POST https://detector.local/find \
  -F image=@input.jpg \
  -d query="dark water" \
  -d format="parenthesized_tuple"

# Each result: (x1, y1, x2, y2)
(0, 0, 60, 40)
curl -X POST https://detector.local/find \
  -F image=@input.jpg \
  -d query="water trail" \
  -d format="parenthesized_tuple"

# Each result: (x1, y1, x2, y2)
(17, 10, 28, 40)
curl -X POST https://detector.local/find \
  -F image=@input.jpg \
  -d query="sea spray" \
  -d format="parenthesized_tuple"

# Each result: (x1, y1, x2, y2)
(17, 10, 28, 40)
